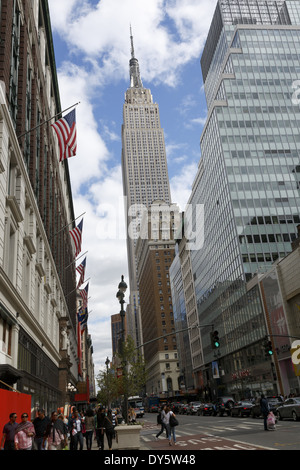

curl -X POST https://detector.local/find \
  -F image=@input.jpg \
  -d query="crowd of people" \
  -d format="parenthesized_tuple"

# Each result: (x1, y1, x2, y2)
(0, 405, 121, 451)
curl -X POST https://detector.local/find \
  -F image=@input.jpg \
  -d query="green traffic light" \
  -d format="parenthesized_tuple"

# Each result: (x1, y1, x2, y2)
(214, 341, 220, 348)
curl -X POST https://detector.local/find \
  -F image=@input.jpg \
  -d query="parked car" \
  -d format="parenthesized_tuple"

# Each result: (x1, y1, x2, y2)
(198, 402, 215, 416)
(229, 401, 253, 417)
(187, 402, 202, 415)
(214, 397, 235, 416)
(277, 397, 300, 421)
(178, 403, 189, 414)
(250, 396, 282, 418)
(150, 405, 159, 413)
(170, 402, 181, 413)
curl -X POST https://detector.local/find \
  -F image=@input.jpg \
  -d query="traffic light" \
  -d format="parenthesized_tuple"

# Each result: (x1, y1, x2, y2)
(211, 331, 220, 349)
(263, 336, 273, 358)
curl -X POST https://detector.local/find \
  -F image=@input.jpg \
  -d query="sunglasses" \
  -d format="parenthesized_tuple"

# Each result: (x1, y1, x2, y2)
(21, 415, 28, 418)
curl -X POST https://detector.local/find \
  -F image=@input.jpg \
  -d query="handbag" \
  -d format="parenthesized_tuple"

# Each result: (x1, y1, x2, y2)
(267, 412, 276, 430)
(169, 414, 179, 427)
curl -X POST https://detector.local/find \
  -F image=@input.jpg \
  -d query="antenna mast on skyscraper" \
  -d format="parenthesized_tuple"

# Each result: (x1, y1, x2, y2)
(130, 24, 135, 59)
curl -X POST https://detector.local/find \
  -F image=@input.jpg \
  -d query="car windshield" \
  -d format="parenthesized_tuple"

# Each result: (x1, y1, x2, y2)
(293, 398, 300, 404)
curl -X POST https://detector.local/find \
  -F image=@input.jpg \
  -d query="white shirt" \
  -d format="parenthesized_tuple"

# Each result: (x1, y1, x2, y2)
(162, 410, 173, 425)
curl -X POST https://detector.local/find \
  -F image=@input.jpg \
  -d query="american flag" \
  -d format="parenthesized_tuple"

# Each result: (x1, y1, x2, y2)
(51, 109, 77, 162)
(70, 219, 83, 258)
(76, 257, 86, 289)
(79, 282, 89, 309)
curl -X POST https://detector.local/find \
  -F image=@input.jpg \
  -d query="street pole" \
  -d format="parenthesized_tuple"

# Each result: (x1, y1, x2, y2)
(116, 275, 128, 423)
(105, 356, 110, 409)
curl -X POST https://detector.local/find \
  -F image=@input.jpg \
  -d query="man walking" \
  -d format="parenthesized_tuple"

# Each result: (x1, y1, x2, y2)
(33, 409, 50, 450)
(0, 413, 18, 450)
(260, 394, 270, 431)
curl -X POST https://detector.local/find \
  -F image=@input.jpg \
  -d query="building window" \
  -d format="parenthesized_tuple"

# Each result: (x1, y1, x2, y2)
(9, 0, 21, 127)
(0, 318, 12, 357)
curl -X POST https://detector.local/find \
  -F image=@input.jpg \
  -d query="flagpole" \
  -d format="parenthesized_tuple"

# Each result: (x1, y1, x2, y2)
(17, 102, 80, 139)
(65, 251, 88, 271)
(65, 278, 91, 298)
(50, 212, 86, 242)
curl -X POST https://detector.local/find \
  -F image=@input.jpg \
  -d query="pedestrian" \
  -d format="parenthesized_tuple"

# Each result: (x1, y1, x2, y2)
(104, 410, 115, 450)
(43, 411, 67, 450)
(260, 394, 270, 431)
(68, 409, 84, 450)
(0, 412, 18, 450)
(84, 408, 95, 450)
(162, 405, 177, 445)
(116, 408, 123, 425)
(155, 405, 167, 441)
(128, 407, 136, 423)
(14, 413, 35, 450)
(33, 409, 50, 450)
(58, 414, 69, 449)
(95, 406, 106, 450)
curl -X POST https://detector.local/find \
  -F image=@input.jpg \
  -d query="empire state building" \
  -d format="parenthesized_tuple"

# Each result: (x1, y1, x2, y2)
(121, 29, 171, 346)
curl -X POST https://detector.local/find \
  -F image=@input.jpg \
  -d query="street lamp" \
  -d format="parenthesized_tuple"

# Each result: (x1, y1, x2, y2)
(116, 275, 128, 422)
(105, 356, 110, 408)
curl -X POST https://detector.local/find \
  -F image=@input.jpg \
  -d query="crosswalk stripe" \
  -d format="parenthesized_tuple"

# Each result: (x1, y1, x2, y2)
(141, 419, 281, 443)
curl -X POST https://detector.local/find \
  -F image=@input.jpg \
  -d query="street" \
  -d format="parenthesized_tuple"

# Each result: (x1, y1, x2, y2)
(139, 412, 300, 450)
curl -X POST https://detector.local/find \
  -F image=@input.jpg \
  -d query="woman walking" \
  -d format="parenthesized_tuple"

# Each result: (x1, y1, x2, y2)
(43, 411, 67, 450)
(155, 405, 167, 441)
(14, 413, 35, 450)
(162, 405, 177, 446)
(104, 410, 115, 450)
(84, 408, 95, 450)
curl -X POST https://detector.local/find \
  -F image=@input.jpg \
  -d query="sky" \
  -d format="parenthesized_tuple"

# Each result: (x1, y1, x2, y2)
(47, 0, 218, 380)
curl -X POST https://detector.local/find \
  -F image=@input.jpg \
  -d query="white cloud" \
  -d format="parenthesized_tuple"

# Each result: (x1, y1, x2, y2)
(170, 162, 198, 211)
(49, 0, 217, 87)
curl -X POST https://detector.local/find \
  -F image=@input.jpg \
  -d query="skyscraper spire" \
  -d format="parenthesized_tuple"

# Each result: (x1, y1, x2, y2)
(130, 24, 135, 59)
(129, 25, 143, 88)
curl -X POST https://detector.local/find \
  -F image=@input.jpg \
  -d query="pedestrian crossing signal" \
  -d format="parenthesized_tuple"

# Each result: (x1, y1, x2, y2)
(211, 331, 220, 349)
(263, 336, 273, 357)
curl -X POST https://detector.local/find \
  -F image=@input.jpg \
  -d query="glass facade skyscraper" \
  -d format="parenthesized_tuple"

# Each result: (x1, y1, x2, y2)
(189, 0, 300, 397)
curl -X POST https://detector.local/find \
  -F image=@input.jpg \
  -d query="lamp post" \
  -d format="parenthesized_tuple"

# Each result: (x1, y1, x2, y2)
(105, 356, 110, 408)
(116, 275, 128, 423)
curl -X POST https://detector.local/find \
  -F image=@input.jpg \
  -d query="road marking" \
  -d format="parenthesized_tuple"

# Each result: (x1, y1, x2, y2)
(141, 432, 275, 450)
(175, 429, 197, 435)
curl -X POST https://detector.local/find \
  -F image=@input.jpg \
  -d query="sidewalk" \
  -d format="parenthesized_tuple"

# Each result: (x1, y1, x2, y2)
(89, 433, 150, 451)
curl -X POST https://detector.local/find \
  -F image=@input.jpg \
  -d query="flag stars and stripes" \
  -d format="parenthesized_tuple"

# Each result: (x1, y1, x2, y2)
(76, 257, 86, 289)
(70, 219, 83, 258)
(79, 282, 89, 309)
(51, 109, 77, 162)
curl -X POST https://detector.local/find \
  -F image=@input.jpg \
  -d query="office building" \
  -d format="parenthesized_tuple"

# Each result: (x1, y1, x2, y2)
(136, 201, 180, 396)
(183, 0, 300, 398)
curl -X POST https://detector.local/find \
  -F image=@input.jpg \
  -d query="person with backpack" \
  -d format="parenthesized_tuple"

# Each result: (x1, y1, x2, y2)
(155, 405, 167, 441)
(162, 405, 177, 446)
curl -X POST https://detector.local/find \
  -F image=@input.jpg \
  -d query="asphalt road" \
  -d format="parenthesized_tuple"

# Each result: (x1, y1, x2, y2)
(140, 411, 300, 451)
